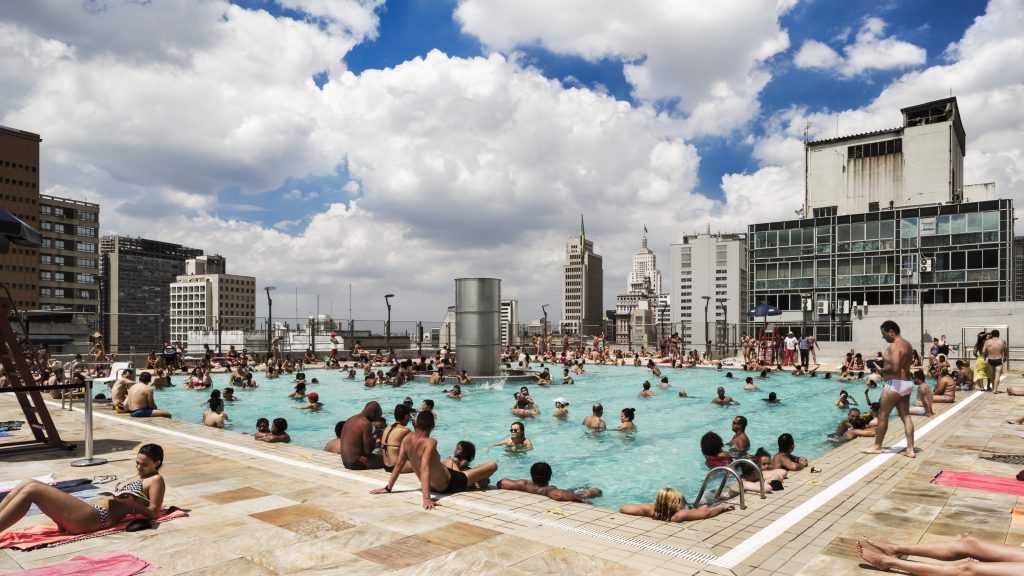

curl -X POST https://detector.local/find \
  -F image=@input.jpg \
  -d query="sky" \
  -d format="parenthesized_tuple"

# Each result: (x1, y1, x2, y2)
(1, 0, 1021, 327)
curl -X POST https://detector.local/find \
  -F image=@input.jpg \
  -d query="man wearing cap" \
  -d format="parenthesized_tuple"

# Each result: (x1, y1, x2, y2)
(162, 342, 177, 372)
(295, 392, 323, 411)
(783, 332, 798, 366)
(554, 398, 569, 418)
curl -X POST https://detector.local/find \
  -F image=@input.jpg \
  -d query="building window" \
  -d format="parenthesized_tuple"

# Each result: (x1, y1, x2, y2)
(76, 241, 96, 253)
(848, 138, 901, 159)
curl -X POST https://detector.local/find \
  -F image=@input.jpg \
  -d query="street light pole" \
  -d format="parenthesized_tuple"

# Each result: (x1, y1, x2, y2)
(384, 294, 395, 352)
(718, 302, 728, 356)
(701, 295, 711, 355)
(265, 286, 276, 355)
(919, 288, 930, 361)
(541, 304, 549, 357)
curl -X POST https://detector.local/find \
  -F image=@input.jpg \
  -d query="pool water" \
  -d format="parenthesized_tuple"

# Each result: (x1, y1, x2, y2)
(151, 365, 889, 510)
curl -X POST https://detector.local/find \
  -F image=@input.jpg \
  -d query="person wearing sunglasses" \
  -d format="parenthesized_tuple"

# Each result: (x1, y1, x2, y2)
(487, 421, 533, 452)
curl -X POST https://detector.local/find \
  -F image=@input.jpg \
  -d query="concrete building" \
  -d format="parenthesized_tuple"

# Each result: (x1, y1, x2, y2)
(26, 195, 101, 352)
(169, 255, 255, 347)
(0, 125, 41, 310)
(750, 97, 1014, 345)
(561, 234, 603, 336)
(670, 232, 748, 347)
(614, 233, 666, 344)
(100, 236, 202, 353)
(804, 98, 991, 218)
(1014, 236, 1024, 301)
(499, 299, 519, 346)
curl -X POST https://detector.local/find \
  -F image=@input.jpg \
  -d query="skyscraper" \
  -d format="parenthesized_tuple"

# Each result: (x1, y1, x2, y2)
(169, 255, 256, 347)
(670, 232, 748, 347)
(100, 236, 202, 352)
(561, 234, 603, 336)
(615, 232, 665, 344)
(0, 125, 41, 311)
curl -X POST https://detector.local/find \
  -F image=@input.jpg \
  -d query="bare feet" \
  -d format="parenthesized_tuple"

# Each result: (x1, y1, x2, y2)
(861, 537, 905, 558)
(900, 448, 916, 458)
(861, 447, 884, 454)
(856, 541, 895, 570)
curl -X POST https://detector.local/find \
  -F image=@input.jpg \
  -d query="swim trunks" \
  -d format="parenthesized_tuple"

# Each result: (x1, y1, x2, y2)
(343, 455, 370, 470)
(440, 469, 469, 493)
(130, 408, 154, 418)
(883, 379, 914, 396)
(705, 456, 734, 468)
(987, 358, 1003, 367)
(934, 394, 954, 402)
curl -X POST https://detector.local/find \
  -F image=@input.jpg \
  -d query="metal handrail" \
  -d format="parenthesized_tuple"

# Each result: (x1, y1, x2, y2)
(730, 458, 766, 499)
(694, 466, 746, 510)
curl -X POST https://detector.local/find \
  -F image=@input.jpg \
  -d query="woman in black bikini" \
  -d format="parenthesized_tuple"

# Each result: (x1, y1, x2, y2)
(0, 444, 166, 534)
(381, 404, 414, 473)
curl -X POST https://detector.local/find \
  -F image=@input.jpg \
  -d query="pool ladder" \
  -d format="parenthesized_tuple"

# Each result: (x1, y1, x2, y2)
(693, 459, 766, 510)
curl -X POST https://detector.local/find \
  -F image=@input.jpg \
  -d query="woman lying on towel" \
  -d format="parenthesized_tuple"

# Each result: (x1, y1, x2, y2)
(0, 444, 165, 534)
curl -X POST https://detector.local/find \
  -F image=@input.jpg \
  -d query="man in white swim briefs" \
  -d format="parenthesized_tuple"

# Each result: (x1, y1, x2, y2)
(863, 320, 916, 458)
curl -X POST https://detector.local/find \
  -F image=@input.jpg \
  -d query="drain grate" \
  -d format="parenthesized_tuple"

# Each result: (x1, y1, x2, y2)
(982, 454, 1024, 465)
(444, 496, 719, 565)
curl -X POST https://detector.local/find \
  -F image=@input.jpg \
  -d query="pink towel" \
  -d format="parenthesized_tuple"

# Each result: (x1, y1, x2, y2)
(0, 508, 186, 551)
(931, 471, 1024, 496)
(7, 550, 155, 575)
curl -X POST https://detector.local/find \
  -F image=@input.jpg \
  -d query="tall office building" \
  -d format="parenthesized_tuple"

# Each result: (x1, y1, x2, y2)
(169, 255, 255, 346)
(38, 195, 100, 315)
(0, 125, 41, 310)
(499, 299, 519, 346)
(670, 232, 748, 347)
(100, 236, 202, 352)
(615, 233, 665, 343)
(1014, 237, 1024, 301)
(561, 235, 603, 336)
(749, 97, 1013, 342)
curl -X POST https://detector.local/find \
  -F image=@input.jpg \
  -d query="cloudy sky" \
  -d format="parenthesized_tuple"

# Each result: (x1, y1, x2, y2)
(2, 0, 1021, 327)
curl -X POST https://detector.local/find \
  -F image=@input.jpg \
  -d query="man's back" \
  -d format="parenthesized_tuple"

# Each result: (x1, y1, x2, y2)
(125, 383, 151, 411)
(340, 414, 370, 464)
(985, 337, 1007, 358)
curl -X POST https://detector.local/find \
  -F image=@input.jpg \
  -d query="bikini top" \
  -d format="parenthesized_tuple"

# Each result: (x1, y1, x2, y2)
(115, 478, 150, 502)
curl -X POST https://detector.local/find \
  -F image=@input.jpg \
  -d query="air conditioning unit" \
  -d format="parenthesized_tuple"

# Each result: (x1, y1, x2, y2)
(840, 299, 851, 314)
(920, 258, 933, 273)
(900, 268, 915, 277)
(816, 301, 829, 314)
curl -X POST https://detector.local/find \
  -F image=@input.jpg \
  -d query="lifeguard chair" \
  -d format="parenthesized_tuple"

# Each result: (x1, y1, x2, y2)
(755, 326, 778, 365)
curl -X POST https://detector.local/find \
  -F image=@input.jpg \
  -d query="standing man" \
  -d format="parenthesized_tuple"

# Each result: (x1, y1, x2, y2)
(798, 333, 811, 369)
(162, 342, 177, 373)
(783, 332, 798, 366)
(808, 334, 820, 366)
(983, 329, 1008, 393)
(329, 332, 339, 361)
(863, 321, 915, 458)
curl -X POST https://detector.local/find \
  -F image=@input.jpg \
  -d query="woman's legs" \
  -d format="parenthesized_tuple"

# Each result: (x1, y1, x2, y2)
(465, 461, 498, 487)
(862, 536, 1024, 562)
(0, 480, 101, 533)
(859, 542, 1024, 576)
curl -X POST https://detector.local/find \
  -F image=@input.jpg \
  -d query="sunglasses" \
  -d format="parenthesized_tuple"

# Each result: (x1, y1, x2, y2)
(510, 428, 521, 433)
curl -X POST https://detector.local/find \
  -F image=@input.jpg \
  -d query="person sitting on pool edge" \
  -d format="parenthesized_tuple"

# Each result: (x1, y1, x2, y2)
(497, 462, 602, 504)
(125, 372, 172, 418)
(620, 487, 734, 523)
(0, 444, 167, 535)
(382, 404, 414, 473)
(772, 433, 808, 471)
(701, 431, 732, 468)
(341, 402, 385, 469)
(443, 440, 476, 472)
(371, 411, 498, 508)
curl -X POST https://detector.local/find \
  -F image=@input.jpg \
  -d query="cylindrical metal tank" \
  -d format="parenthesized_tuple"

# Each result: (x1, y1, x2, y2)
(455, 278, 501, 376)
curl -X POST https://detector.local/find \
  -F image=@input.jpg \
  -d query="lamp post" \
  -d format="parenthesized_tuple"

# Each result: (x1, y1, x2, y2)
(264, 286, 276, 355)
(701, 295, 711, 355)
(384, 294, 395, 352)
(918, 288, 930, 361)
(718, 302, 728, 356)
(541, 304, 549, 356)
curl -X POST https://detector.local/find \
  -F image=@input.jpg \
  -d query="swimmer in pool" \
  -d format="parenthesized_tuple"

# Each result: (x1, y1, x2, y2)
(711, 387, 739, 405)
(639, 381, 654, 397)
(583, 403, 606, 430)
(497, 462, 602, 504)
(487, 421, 533, 452)
(762, 392, 780, 404)
(620, 488, 733, 523)
(743, 377, 759, 391)
(616, 408, 636, 431)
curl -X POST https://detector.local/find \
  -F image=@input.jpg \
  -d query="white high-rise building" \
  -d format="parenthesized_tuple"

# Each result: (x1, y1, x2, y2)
(500, 299, 519, 346)
(670, 233, 747, 347)
(615, 232, 666, 343)
(561, 234, 603, 336)
(169, 255, 255, 347)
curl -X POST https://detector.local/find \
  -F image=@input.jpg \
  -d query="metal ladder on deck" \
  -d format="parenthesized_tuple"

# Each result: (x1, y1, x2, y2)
(693, 458, 767, 510)
(0, 294, 73, 455)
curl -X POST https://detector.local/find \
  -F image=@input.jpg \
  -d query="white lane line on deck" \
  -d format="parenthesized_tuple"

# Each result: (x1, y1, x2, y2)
(63, 401, 720, 564)
(712, 390, 983, 569)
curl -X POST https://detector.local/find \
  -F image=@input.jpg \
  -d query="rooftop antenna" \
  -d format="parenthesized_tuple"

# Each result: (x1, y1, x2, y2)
(803, 121, 814, 143)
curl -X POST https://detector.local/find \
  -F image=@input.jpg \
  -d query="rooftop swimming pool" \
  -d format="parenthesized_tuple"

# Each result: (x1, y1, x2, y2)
(151, 365, 888, 509)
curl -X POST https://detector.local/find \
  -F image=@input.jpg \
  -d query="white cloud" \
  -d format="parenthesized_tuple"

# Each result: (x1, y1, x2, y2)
(793, 39, 842, 70)
(795, 17, 927, 77)
(736, 0, 1024, 230)
(454, 0, 793, 136)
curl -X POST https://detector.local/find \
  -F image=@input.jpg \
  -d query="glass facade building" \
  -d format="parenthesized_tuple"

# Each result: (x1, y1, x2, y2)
(748, 199, 1013, 341)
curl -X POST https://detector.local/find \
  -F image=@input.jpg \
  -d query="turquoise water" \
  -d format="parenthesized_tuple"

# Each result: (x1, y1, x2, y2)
(150, 365, 882, 510)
